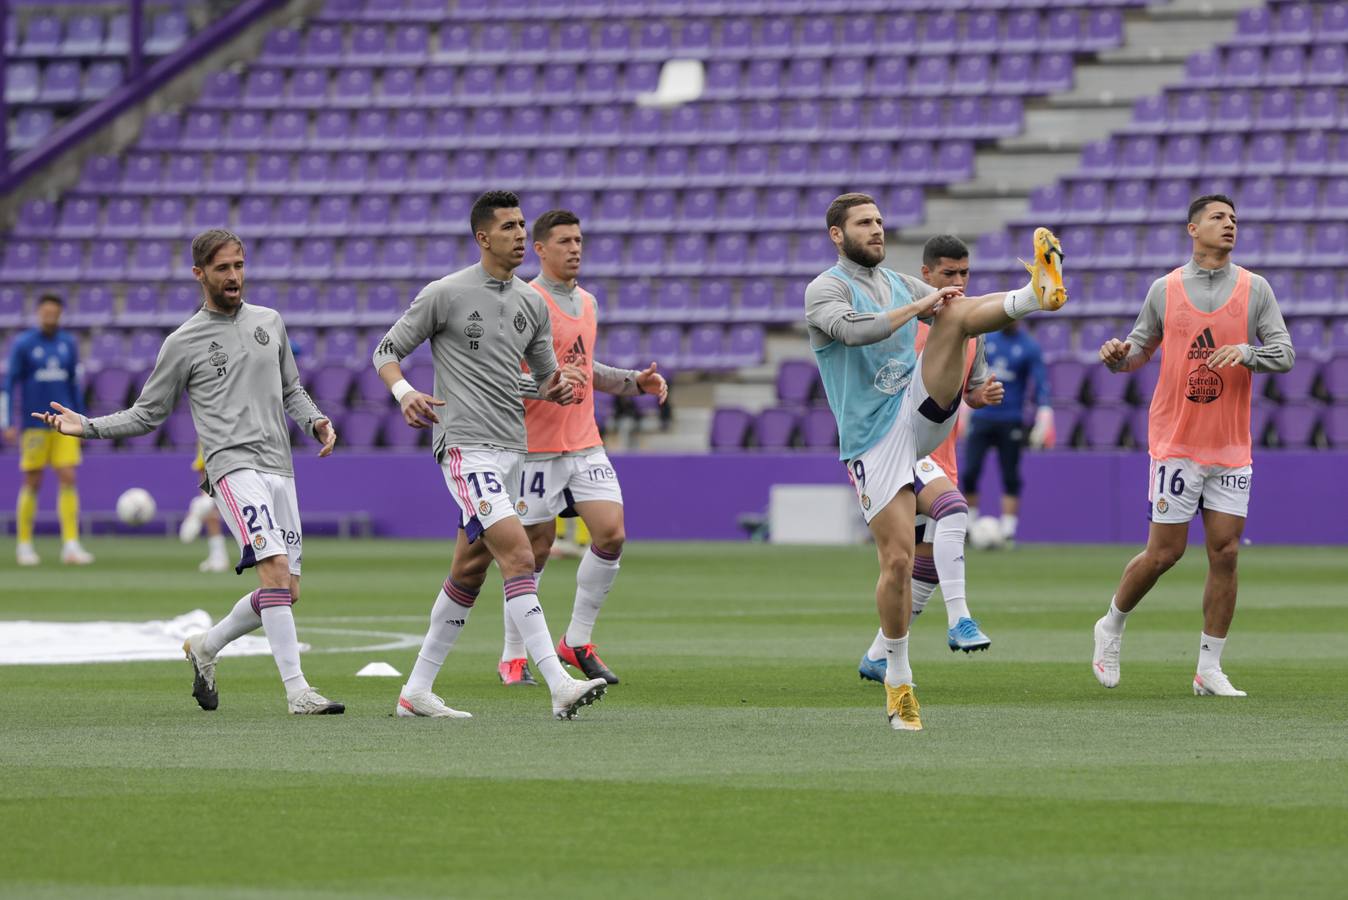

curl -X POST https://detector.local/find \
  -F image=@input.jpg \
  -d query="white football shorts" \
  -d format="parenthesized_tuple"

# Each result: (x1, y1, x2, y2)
(516, 448, 623, 526)
(212, 468, 303, 576)
(1148, 456, 1253, 524)
(442, 446, 525, 542)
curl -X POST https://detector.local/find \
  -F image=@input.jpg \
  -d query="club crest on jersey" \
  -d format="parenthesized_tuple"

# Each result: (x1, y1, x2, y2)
(478, 500, 492, 515)
(919, 460, 934, 473)
(515, 500, 528, 515)
(252, 534, 267, 550)
(513, 312, 527, 333)
(873, 359, 912, 396)
(253, 327, 270, 346)
(861, 493, 872, 510)
(1156, 498, 1169, 514)
(1185, 364, 1223, 404)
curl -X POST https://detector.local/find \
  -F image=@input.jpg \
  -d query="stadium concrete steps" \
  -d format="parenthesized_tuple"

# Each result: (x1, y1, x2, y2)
(892, 0, 1260, 266)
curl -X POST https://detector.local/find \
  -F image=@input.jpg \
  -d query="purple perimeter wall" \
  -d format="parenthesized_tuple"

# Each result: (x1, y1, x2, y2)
(2, 448, 1345, 544)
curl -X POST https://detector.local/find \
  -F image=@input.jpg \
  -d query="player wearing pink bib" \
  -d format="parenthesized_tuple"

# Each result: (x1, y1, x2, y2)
(1092, 194, 1295, 697)
(494, 209, 667, 687)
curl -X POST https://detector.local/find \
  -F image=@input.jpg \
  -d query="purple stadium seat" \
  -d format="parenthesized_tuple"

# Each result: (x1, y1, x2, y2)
(38, 61, 81, 103)
(603, 325, 642, 369)
(754, 407, 797, 450)
(709, 407, 751, 450)
(68, 287, 115, 328)
(1323, 405, 1348, 448)
(381, 409, 426, 449)
(163, 411, 198, 450)
(88, 368, 134, 413)
(63, 14, 105, 54)
(340, 410, 382, 449)
(1082, 407, 1126, 448)
(57, 197, 98, 237)
(1275, 403, 1321, 448)
(353, 366, 392, 408)
(1033, 321, 1073, 360)
(87, 331, 125, 369)
(684, 324, 723, 369)
(119, 285, 161, 326)
(1049, 360, 1086, 404)
(84, 62, 124, 101)
(45, 240, 86, 280)
(1323, 357, 1348, 402)
(1308, 45, 1346, 86)
(309, 365, 353, 408)
(776, 360, 819, 406)
(799, 408, 839, 450)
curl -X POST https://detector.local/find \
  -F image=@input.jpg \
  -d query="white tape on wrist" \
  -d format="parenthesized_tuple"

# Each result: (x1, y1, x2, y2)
(391, 379, 415, 403)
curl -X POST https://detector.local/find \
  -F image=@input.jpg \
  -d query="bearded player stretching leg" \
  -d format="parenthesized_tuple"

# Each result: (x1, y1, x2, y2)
(807, 194, 1068, 731)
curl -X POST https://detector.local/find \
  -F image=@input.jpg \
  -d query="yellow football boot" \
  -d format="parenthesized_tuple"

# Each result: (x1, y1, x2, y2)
(885, 683, 923, 732)
(1020, 226, 1068, 311)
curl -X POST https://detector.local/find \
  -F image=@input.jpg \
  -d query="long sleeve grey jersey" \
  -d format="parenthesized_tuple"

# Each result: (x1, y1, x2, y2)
(1109, 259, 1295, 374)
(79, 303, 323, 488)
(804, 256, 990, 389)
(372, 263, 559, 457)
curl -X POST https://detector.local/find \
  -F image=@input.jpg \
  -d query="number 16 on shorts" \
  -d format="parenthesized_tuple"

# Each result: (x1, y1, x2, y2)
(1149, 457, 1252, 524)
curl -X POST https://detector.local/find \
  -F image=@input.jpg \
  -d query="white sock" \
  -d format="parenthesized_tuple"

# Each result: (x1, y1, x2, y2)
(1197, 632, 1226, 673)
(1000, 514, 1018, 540)
(257, 595, 309, 697)
(1102, 597, 1129, 635)
(406, 580, 478, 694)
(882, 633, 913, 687)
(1003, 282, 1039, 319)
(207, 534, 226, 558)
(933, 512, 970, 627)
(202, 591, 262, 657)
(911, 578, 937, 620)
(866, 627, 886, 660)
(503, 575, 568, 689)
(501, 566, 542, 661)
(567, 546, 621, 646)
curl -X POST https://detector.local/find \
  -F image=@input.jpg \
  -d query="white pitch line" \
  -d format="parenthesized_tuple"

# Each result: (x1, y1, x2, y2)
(300, 626, 423, 654)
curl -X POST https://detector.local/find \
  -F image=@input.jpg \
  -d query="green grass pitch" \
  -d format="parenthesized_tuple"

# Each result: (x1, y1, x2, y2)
(1, 538, 1345, 899)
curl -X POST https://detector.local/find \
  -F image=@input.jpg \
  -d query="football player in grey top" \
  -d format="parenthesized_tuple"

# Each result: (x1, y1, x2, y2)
(34, 230, 343, 716)
(372, 190, 608, 721)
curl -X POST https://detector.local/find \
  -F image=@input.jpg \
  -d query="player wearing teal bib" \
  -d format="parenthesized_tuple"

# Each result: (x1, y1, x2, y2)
(805, 193, 1068, 731)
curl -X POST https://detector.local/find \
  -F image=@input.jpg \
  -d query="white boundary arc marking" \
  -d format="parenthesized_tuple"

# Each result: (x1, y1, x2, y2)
(300, 626, 423, 655)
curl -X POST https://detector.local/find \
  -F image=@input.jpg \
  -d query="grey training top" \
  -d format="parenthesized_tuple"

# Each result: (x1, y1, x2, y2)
(1109, 258, 1294, 374)
(524, 275, 645, 461)
(805, 256, 990, 389)
(80, 303, 323, 487)
(372, 262, 558, 457)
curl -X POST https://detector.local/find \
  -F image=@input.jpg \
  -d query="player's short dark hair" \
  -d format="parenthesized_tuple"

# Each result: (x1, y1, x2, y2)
(36, 293, 63, 308)
(470, 190, 522, 234)
(826, 192, 878, 230)
(191, 229, 245, 268)
(922, 235, 970, 268)
(1187, 194, 1236, 224)
(532, 209, 581, 244)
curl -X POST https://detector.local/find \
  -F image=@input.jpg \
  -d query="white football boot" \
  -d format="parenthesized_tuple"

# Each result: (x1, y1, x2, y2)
(1092, 617, 1122, 688)
(396, 687, 472, 718)
(551, 676, 608, 720)
(288, 688, 345, 715)
(61, 541, 94, 565)
(16, 542, 40, 566)
(1193, 670, 1247, 697)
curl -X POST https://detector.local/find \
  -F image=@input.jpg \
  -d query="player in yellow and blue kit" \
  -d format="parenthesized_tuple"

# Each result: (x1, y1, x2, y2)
(2, 294, 94, 565)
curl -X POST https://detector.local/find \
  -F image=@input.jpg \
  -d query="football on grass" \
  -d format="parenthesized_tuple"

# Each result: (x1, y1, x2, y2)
(116, 488, 157, 526)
